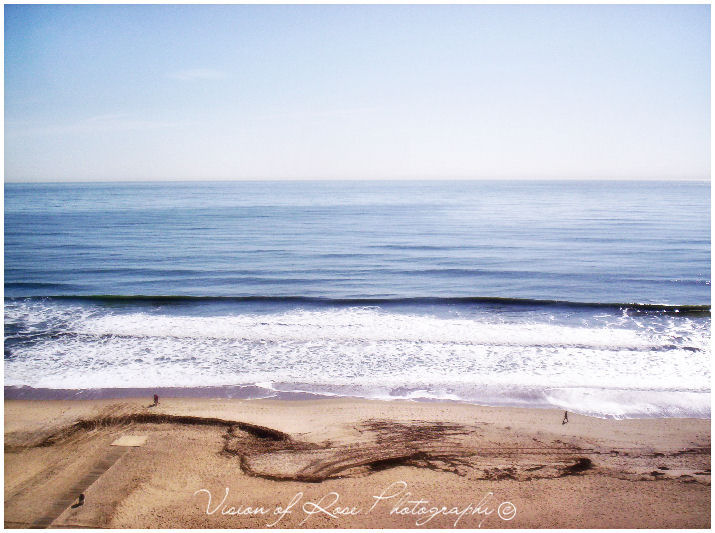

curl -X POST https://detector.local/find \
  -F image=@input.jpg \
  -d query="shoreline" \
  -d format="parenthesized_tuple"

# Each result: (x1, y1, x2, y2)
(5, 397, 711, 528)
(5, 385, 711, 421)
(4, 385, 334, 402)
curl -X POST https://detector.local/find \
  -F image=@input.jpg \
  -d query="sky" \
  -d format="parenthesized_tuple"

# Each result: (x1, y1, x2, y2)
(4, 4, 711, 182)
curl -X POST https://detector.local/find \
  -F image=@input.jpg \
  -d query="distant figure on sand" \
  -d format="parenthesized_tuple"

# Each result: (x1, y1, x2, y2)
(71, 493, 84, 508)
(153, 394, 159, 406)
(562, 411, 569, 425)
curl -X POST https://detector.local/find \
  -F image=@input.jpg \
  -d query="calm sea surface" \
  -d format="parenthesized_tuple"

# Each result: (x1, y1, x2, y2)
(4, 180, 711, 417)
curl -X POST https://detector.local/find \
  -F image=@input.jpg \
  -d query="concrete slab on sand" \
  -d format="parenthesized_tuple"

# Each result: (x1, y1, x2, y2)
(111, 435, 147, 447)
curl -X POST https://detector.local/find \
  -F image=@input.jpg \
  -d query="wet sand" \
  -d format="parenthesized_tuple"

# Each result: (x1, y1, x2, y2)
(4, 398, 711, 528)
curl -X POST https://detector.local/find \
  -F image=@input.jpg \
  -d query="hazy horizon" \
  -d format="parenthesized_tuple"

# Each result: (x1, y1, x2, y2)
(4, 177, 713, 185)
(5, 4, 711, 183)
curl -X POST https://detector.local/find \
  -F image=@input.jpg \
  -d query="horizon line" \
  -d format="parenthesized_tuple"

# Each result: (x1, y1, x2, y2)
(4, 177, 712, 185)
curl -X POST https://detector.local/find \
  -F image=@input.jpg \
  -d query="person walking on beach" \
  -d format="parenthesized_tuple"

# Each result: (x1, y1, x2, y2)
(562, 411, 568, 425)
(153, 394, 159, 406)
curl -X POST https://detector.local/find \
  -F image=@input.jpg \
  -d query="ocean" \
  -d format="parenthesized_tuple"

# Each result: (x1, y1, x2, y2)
(4, 180, 711, 418)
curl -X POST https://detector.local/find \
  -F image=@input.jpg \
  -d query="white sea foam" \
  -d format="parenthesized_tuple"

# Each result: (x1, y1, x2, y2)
(4, 301, 710, 418)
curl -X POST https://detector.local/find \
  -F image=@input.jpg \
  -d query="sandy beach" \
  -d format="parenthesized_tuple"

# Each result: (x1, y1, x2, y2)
(4, 397, 710, 528)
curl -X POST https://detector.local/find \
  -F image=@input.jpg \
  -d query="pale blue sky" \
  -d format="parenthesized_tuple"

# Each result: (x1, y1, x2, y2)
(4, 4, 711, 182)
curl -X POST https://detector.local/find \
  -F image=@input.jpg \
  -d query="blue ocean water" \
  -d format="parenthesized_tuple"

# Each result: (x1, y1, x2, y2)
(4, 180, 711, 417)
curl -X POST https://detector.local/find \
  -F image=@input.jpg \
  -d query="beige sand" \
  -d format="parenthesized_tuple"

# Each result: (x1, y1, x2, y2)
(4, 398, 711, 528)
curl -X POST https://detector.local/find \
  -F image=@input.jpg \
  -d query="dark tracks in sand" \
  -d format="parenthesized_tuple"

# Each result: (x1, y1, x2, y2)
(8, 412, 710, 487)
(223, 419, 603, 482)
(6, 412, 289, 452)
